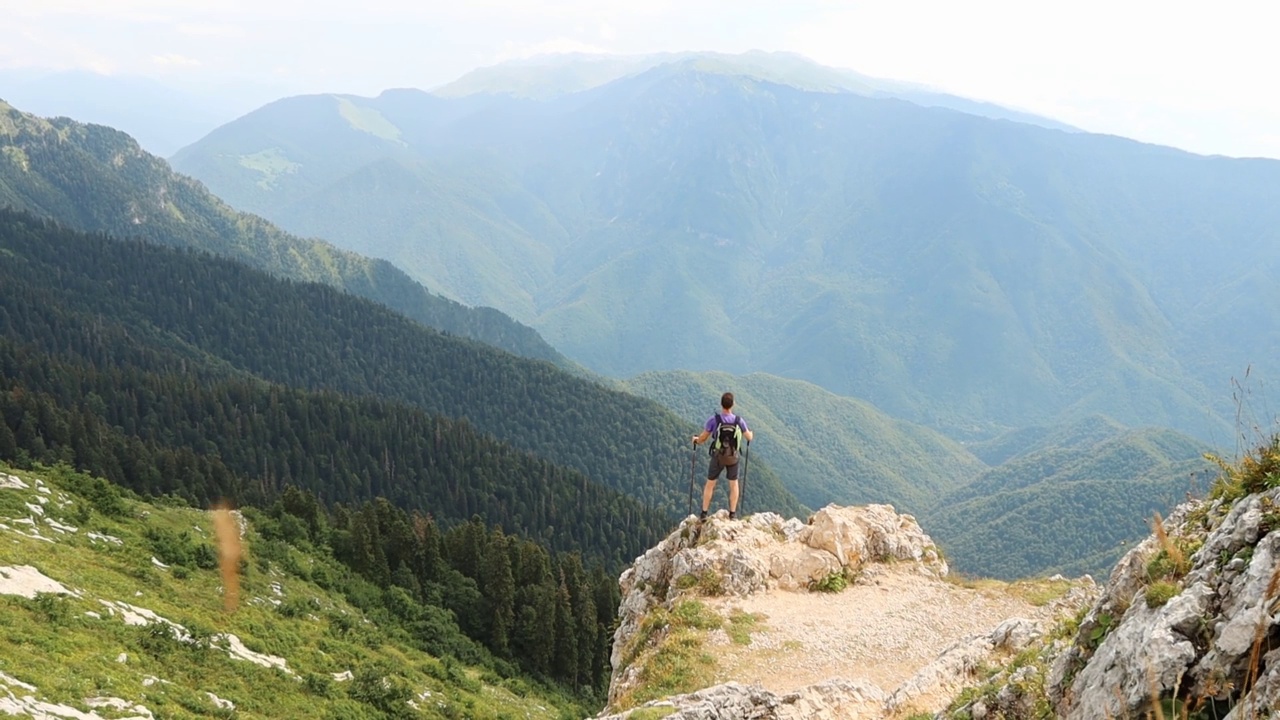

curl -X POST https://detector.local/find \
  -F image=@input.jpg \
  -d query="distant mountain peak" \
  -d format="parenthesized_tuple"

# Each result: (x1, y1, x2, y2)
(431, 49, 1075, 132)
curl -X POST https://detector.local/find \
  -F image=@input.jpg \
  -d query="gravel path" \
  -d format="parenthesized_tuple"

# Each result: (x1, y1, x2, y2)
(705, 565, 1054, 697)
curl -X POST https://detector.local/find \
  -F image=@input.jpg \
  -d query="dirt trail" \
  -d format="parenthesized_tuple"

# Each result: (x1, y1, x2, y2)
(705, 565, 1058, 698)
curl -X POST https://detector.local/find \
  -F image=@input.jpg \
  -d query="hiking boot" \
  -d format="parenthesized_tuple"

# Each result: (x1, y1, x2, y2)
(699, 510, 707, 521)
(728, 511, 736, 520)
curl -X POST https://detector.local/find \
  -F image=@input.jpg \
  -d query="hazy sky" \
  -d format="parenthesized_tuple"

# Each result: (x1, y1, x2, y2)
(5, 0, 1279, 159)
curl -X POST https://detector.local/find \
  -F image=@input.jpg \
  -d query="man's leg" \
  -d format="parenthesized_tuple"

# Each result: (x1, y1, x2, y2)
(702, 456, 722, 518)
(726, 461, 740, 518)
(701, 479, 717, 516)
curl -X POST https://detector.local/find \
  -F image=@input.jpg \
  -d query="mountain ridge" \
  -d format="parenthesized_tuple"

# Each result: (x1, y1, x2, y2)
(923, 416, 1215, 578)
(432, 50, 1079, 133)
(0, 98, 570, 368)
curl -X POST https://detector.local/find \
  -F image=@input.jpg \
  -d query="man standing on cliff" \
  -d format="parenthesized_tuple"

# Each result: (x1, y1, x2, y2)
(691, 392, 754, 521)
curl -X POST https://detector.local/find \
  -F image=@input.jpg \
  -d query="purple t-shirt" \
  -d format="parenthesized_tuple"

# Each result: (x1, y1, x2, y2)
(705, 412, 748, 433)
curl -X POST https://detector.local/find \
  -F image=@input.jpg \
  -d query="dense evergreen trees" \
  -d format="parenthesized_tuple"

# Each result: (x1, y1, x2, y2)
(0, 203, 802, 698)
(0, 335, 669, 566)
(289, 495, 619, 691)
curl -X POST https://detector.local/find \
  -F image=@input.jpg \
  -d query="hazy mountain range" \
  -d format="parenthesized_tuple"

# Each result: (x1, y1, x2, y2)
(171, 53, 1280, 442)
(434, 50, 1078, 133)
(0, 50, 1244, 576)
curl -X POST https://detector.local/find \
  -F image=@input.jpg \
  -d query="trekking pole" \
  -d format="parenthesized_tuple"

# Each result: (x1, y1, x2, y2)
(739, 440, 750, 515)
(688, 440, 698, 518)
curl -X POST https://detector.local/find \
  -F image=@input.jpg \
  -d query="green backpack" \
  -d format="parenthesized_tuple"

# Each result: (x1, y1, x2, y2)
(711, 414, 744, 466)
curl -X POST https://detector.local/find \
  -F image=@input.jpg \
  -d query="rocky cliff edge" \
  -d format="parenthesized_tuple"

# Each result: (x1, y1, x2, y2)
(601, 505, 1095, 719)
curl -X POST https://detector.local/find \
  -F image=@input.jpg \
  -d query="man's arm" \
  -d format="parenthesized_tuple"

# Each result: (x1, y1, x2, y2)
(692, 430, 711, 445)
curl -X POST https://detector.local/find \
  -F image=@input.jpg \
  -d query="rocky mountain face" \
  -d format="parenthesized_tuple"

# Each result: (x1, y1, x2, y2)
(954, 484, 1280, 717)
(599, 506, 1095, 718)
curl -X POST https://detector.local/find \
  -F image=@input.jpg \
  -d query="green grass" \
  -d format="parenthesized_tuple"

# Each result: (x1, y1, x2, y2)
(612, 600, 727, 712)
(1208, 436, 1280, 504)
(0, 463, 572, 720)
(725, 611, 762, 645)
(1145, 580, 1180, 608)
(809, 568, 859, 593)
(235, 148, 300, 190)
(944, 574, 1081, 625)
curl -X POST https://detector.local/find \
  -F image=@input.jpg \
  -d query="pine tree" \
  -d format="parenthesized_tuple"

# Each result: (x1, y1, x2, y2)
(590, 564, 620, 690)
(481, 527, 515, 656)
(552, 574, 578, 685)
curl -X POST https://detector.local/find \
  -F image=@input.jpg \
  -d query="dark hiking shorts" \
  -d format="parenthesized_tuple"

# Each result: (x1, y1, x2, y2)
(707, 456, 739, 481)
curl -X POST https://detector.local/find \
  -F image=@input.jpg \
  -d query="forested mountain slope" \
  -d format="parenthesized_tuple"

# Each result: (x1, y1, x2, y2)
(0, 211, 804, 522)
(0, 98, 567, 367)
(922, 417, 1214, 579)
(622, 371, 1213, 580)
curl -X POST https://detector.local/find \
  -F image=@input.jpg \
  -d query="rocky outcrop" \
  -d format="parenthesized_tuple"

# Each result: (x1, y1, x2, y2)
(1046, 489, 1280, 719)
(608, 505, 947, 709)
(596, 504, 1106, 719)
(598, 680, 887, 720)
(949, 473, 1280, 720)
(885, 618, 1045, 713)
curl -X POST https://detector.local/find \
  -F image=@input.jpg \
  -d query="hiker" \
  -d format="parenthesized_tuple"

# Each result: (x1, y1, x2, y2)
(691, 392, 753, 520)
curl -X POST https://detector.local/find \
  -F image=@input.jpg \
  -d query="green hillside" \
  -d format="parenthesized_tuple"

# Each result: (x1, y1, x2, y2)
(171, 67, 1280, 443)
(923, 419, 1214, 579)
(621, 370, 984, 512)
(0, 462, 607, 718)
(924, 460, 1211, 581)
(0, 98, 568, 368)
(0, 210, 804, 521)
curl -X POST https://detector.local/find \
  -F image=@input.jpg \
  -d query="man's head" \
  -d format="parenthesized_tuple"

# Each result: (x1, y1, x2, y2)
(721, 392, 734, 410)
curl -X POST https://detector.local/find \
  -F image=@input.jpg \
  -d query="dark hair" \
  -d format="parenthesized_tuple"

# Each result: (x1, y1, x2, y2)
(720, 392, 734, 410)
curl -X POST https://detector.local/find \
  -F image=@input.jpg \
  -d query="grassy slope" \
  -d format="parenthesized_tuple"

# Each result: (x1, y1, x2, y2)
(0, 464, 578, 720)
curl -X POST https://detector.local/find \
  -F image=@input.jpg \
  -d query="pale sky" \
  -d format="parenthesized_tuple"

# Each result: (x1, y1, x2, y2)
(4, 0, 1280, 159)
